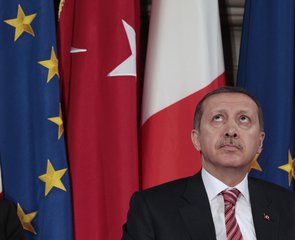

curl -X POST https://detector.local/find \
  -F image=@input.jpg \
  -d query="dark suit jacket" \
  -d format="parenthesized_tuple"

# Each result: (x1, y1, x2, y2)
(122, 172, 295, 240)
(0, 200, 23, 240)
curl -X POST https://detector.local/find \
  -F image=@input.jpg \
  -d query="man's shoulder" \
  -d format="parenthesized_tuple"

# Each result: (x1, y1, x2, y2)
(128, 175, 195, 214)
(0, 199, 15, 213)
(136, 173, 202, 203)
(142, 176, 191, 197)
(0, 200, 20, 224)
(249, 177, 295, 199)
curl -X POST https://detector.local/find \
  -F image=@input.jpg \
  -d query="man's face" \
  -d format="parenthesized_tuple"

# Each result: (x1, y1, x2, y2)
(191, 92, 265, 175)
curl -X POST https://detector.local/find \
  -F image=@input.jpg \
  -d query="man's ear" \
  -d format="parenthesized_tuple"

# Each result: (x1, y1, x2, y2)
(257, 131, 265, 153)
(191, 129, 201, 151)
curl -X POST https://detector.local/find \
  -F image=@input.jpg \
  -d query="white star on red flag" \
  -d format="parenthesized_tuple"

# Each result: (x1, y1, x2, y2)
(70, 47, 87, 53)
(108, 19, 136, 77)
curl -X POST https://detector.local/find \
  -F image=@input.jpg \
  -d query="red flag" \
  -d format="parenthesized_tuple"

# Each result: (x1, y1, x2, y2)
(141, 0, 226, 189)
(58, 0, 140, 239)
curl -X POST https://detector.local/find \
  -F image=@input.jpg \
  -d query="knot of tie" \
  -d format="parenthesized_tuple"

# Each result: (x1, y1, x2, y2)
(221, 188, 241, 206)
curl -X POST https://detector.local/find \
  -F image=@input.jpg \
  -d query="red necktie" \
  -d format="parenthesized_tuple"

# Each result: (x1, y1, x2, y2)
(221, 189, 243, 240)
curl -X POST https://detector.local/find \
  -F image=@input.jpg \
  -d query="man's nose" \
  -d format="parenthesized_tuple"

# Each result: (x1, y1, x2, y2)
(224, 124, 239, 138)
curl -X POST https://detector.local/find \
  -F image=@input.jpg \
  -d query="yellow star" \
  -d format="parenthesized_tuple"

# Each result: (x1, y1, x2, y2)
(278, 150, 295, 186)
(38, 47, 59, 83)
(48, 104, 64, 139)
(38, 159, 67, 196)
(4, 4, 37, 41)
(17, 203, 37, 235)
(250, 152, 262, 171)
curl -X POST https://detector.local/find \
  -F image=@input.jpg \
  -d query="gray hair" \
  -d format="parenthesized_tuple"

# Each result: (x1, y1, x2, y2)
(193, 86, 264, 131)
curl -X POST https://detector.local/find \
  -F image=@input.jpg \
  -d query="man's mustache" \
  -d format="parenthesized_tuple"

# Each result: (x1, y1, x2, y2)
(217, 138, 243, 150)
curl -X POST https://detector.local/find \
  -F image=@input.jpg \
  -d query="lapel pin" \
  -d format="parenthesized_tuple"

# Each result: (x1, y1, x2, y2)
(263, 213, 271, 221)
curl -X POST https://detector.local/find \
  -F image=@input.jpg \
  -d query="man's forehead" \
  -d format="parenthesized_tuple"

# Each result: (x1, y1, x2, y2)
(202, 92, 258, 111)
(204, 92, 256, 104)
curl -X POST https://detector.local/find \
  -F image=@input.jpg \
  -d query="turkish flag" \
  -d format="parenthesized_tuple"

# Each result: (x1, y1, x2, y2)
(141, 0, 226, 189)
(58, 0, 140, 239)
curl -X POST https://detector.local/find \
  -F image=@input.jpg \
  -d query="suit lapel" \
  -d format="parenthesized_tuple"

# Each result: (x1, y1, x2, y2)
(179, 173, 216, 240)
(249, 179, 279, 240)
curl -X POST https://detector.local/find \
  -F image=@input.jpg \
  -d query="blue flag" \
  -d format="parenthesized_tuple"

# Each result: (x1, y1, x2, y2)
(0, 1, 73, 239)
(237, 0, 295, 190)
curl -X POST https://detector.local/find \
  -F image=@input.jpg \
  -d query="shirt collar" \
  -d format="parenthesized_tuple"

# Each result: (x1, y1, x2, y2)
(201, 168, 250, 202)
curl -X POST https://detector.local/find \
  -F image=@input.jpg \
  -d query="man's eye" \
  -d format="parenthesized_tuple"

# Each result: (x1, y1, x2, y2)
(213, 115, 223, 122)
(240, 115, 250, 123)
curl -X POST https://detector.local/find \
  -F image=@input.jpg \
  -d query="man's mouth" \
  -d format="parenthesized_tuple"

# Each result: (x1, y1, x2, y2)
(220, 144, 241, 151)
(218, 141, 243, 151)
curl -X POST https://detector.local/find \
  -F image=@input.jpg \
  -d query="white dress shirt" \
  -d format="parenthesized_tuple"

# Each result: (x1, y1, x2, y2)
(201, 168, 257, 240)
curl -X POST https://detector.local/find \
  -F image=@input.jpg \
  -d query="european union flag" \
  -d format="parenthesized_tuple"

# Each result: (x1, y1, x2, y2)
(237, 0, 295, 190)
(0, 1, 73, 239)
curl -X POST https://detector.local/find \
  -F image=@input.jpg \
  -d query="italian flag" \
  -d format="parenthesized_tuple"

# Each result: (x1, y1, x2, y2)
(141, 0, 226, 189)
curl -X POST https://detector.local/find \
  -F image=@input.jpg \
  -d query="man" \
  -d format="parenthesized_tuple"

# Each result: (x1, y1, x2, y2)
(122, 86, 295, 240)
(0, 200, 23, 240)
